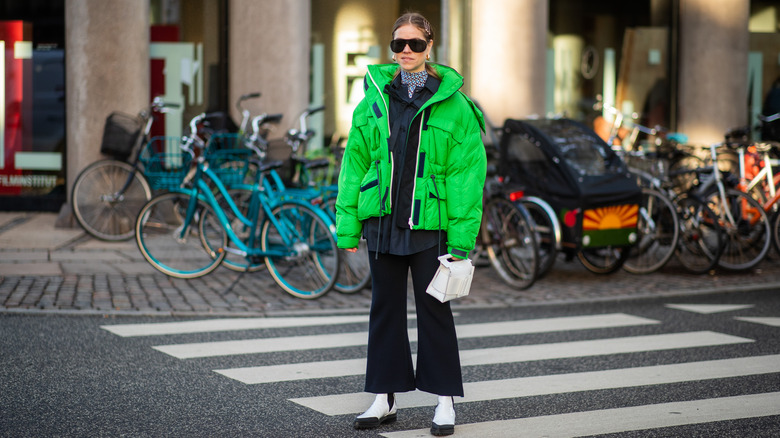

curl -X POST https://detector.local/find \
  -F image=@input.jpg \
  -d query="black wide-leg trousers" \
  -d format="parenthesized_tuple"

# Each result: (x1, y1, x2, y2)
(364, 246, 464, 397)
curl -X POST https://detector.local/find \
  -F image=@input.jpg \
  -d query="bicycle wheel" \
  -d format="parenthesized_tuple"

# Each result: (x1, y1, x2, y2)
(674, 195, 724, 274)
(323, 196, 371, 293)
(623, 188, 680, 274)
(261, 202, 339, 299)
(520, 196, 560, 277)
(577, 245, 630, 274)
(772, 210, 780, 257)
(71, 159, 152, 241)
(703, 188, 771, 271)
(483, 198, 539, 289)
(135, 192, 227, 279)
(200, 188, 265, 272)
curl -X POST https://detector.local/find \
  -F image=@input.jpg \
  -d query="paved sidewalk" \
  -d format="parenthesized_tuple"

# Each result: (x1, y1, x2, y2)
(1, 212, 779, 317)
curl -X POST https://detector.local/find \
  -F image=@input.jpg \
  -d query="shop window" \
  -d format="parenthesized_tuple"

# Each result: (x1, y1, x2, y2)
(0, 1, 65, 210)
(149, 0, 229, 140)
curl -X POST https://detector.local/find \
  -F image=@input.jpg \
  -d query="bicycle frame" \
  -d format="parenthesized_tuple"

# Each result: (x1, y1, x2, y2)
(171, 157, 329, 260)
(740, 145, 780, 212)
(692, 143, 767, 231)
(693, 145, 739, 226)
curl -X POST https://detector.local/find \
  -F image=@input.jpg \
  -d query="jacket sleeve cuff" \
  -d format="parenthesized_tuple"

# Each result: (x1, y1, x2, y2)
(448, 246, 470, 259)
(338, 235, 360, 249)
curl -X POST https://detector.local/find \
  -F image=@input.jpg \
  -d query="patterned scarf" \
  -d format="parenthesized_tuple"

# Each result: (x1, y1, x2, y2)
(400, 70, 428, 99)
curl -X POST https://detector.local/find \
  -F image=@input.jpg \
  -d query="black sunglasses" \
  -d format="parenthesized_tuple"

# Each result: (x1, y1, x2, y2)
(390, 38, 428, 53)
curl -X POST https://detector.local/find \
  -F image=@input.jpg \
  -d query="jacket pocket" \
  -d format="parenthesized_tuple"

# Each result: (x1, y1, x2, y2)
(357, 161, 385, 221)
(418, 175, 447, 230)
(357, 180, 379, 221)
(425, 117, 465, 144)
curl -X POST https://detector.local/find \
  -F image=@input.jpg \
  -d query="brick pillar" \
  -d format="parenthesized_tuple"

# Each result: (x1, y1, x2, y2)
(470, 0, 548, 123)
(677, 0, 749, 145)
(61, 0, 149, 224)
(228, 0, 310, 132)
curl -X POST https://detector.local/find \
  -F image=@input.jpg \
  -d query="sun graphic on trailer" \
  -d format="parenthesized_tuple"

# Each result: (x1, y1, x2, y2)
(582, 205, 638, 230)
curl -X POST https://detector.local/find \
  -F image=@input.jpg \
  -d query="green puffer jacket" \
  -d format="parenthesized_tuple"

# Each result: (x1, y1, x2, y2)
(335, 63, 487, 259)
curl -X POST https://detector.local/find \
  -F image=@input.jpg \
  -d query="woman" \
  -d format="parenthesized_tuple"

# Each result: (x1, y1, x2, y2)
(335, 11, 486, 436)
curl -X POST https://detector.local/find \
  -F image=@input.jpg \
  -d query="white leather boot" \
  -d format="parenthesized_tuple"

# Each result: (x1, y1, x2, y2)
(354, 393, 397, 429)
(431, 395, 455, 436)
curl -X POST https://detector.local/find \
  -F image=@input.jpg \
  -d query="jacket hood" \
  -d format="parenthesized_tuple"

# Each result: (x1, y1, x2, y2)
(365, 63, 463, 99)
(364, 63, 484, 132)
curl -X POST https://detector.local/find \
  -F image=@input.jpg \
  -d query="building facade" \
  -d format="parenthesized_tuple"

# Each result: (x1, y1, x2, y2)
(0, 0, 778, 219)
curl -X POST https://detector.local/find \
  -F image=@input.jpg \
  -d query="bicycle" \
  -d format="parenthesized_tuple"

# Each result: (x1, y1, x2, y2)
(206, 107, 369, 292)
(724, 114, 780, 208)
(720, 114, 780, 258)
(474, 172, 539, 290)
(595, 102, 729, 274)
(200, 113, 285, 273)
(259, 106, 371, 294)
(71, 97, 179, 241)
(594, 97, 704, 194)
(681, 143, 771, 271)
(134, 113, 340, 299)
(625, 163, 722, 275)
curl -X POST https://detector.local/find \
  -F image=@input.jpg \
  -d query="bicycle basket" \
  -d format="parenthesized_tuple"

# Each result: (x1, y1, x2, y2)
(139, 137, 192, 190)
(100, 112, 143, 161)
(204, 133, 254, 186)
(205, 132, 244, 152)
(208, 148, 254, 186)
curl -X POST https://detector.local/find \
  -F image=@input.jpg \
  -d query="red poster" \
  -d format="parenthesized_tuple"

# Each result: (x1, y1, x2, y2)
(0, 21, 32, 195)
(150, 25, 180, 139)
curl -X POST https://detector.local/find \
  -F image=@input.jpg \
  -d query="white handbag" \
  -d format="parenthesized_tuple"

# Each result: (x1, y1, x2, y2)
(426, 254, 475, 303)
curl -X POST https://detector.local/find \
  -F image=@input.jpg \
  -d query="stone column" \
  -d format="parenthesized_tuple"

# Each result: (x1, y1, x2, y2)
(62, 0, 149, 222)
(677, 0, 749, 145)
(228, 0, 310, 132)
(469, 0, 548, 124)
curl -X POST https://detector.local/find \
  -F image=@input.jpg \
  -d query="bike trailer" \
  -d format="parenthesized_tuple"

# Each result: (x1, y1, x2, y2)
(498, 118, 641, 252)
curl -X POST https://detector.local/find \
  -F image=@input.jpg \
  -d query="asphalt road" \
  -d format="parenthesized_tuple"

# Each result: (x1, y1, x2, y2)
(2, 288, 779, 437)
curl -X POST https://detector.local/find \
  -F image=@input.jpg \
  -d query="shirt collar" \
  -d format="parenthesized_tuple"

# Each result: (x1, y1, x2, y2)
(400, 70, 428, 86)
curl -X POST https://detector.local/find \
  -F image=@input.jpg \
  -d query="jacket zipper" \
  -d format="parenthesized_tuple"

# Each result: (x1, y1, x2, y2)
(366, 69, 391, 136)
(375, 160, 382, 259)
(408, 110, 426, 228)
(366, 67, 394, 214)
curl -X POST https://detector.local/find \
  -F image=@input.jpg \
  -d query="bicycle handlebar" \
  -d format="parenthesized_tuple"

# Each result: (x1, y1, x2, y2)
(623, 120, 658, 136)
(236, 92, 261, 112)
(297, 106, 325, 135)
(250, 113, 283, 136)
(759, 112, 780, 123)
(150, 96, 181, 113)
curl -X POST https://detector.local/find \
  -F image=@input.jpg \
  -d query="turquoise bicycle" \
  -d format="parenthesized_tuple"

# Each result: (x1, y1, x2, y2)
(212, 106, 370, 293)
(134, 113, 340, 299)
(254, 106, 371, 293)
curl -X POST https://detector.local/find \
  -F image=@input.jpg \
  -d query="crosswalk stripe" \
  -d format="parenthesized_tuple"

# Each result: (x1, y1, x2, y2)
(665, 304, 754, 314)
(215, 331, 750, 384)
(735, 316, 780, 327)
(289, 354, 778, 416)
(153, 313, 658, 359)
(100, 315, 374, 337)
(380, 391, 780, 438)
(154, 331, 368, 359)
